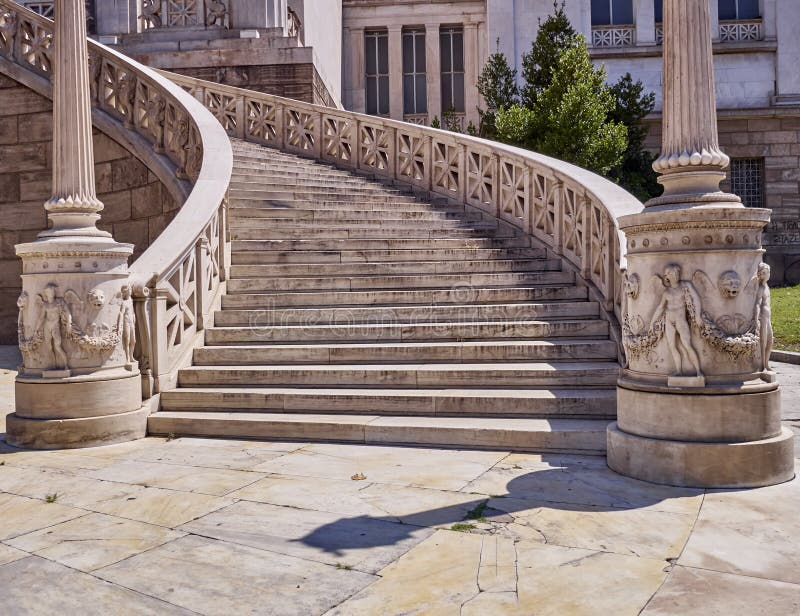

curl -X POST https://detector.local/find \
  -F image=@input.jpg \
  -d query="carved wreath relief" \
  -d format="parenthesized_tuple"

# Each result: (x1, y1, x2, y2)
(622, 262, 774, 377)
(17, 282, 137, 373)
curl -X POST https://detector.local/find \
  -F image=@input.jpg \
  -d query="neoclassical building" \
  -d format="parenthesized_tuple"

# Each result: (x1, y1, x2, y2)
(12, 0, 800, 282)
(341, 0, 800, 282)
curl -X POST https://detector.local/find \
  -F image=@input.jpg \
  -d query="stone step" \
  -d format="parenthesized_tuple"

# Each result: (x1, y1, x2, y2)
(228, 197, 440, 210)
(227, 259, 561, 279)
(228, 206, 474, 221)
(230, 173, 394, 189)
(204, 318, 609, 344)
(147, 412, 610, 453)
(230, 247, 546, 265)
(221, 285, 587, 309)
(213, 301, 598, 327)
(160, 386, 617, 418)
(230, 237, 533, 252)
(229, 179, 408, 194)
(228, 218, 493, 231)
(230, 226, 511, 241)
(225, 270, 575, 293)
(229, 188, 415, 202)
(177, 362, 619, 388)
(192, 339, 618, 365)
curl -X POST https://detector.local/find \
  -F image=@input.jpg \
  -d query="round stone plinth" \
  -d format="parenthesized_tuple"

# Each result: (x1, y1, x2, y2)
(5, 405, 149, 450)
(617, 386, 782, 443)
(607, 422, 795, 488)
(15, 371, 142, 419)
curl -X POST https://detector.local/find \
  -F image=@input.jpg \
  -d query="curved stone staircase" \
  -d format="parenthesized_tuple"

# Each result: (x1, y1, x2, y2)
(148, 140, 620, 453)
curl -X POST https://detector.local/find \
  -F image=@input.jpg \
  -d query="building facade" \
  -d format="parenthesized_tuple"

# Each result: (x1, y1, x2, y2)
(341, 0, 800, 283)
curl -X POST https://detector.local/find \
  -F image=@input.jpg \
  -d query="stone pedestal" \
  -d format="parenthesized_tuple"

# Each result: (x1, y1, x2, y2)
(6, 0, 145, 450)
(607, 0, 794, 488)
(608, 206, 795, 487)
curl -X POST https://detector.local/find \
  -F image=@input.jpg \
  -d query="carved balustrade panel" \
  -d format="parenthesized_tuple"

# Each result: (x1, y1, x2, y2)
(560, 183, 585, 267)
(206, 89, 238, 133)
(465, 146, 497, 214)
(16, 15, 52, 74)
(284, 107, 319, 157)
(322, 114, 355, 167)
(498, 158, 529, 229)
(245, 97, 281, 145)
(588, 201, 614, 308)
(359, 122, 392, 177)
(396, 129, 428, 188)
(531, 171, 557, 243)
(162, 249, 198, 364)
(431, 137, 463, 198)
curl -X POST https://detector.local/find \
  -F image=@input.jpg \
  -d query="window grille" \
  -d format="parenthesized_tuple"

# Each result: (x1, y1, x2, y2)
(729, 158, 764, 208)
(440, 27, 464, 113)
(402, 28, 427, 116)
(365, 30, 390, 117)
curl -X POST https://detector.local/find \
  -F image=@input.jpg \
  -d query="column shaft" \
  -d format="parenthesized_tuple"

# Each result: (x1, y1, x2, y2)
(425, 23, 441, 123)
(44, 0, 105, 237)
(388, 26, 403, 120)
(464, 23, 480, 128)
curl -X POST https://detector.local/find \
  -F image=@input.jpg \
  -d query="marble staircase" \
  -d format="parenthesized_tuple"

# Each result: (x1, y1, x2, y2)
(147, 140, 621, 453)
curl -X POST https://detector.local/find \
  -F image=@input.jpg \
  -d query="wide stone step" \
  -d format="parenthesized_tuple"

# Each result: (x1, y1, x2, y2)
(228, 206, 473, 221)
(227, 259, 561, 279)
(228, 198, 439, 210)
(147, 412, 610, 453)
(204, 318, 609, 344)
(160, 386, 617, 417)
(213, 301, 598, 327)
(221, 285, 587, 309)
(230, 226, 510, 241)
(229, 188, 416, 202)
(228, 218, 493, 231)
(226, 270, 574, 293)
(229, 180, 408, 195)
(230, 247, 546, 265)
(192, 339, 618, 365)
(230, 237, 532, 252)
(177, 362, 619, 388)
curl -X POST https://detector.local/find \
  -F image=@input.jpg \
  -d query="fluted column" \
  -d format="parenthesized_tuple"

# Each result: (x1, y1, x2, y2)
(42, 0, 108, 238)
(607, 0, 794, 488)
(9, 0, 146, 450)
(650, 0, 731, 205)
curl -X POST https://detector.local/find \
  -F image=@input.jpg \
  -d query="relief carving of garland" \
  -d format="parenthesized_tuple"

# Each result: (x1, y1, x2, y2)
(622, 263, 773, 374)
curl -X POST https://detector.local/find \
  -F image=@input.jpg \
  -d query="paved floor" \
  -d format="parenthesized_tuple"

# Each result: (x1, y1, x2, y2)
(1, 346, 799, 615)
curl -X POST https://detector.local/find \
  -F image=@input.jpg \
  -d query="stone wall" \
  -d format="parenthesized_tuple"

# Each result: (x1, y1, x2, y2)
(0, 76, 179, 344)
(645, 111, 800, 284)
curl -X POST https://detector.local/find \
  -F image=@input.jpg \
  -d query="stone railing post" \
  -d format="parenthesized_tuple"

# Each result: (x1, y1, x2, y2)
(607, 0, 794, 487)
(8, 0, 147, 449)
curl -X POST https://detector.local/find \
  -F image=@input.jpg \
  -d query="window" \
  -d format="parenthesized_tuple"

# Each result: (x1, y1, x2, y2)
(440, 27, 465, 113)
(365, 30, 389, 116)
(729, 158, 764, 208)
(719, 0, 760, 21)
(591, 0, 634, 26)
(654, 0, 663, 23)
(403, 29, 427, 115)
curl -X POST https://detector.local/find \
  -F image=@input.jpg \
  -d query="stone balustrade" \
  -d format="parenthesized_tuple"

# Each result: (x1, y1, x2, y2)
(165, 71, 643, 345)
(0, 0, 232, 399)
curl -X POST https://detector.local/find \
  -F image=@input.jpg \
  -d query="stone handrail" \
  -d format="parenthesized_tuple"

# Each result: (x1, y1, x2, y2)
(0, 1, 233, 397)
(165, 71, 643, 341)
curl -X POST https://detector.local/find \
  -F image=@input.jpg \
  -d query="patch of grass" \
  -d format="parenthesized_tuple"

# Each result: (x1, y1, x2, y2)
(335, 563, 353, 570)
(450, 522, 477, 533)
(772, 285, 800, 352)
(45, 493, 59, 503)
(464, 500, 489, 522)
(166, 433, 176, 442)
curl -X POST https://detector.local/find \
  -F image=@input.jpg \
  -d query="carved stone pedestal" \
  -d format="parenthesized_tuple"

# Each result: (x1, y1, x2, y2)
(6, 238, 146, 450)
(607, 206, 795, 487)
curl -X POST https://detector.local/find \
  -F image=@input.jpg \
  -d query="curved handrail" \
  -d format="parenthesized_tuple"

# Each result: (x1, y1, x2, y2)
(165, 71, 643, 333)
(0, 1, 233, 396)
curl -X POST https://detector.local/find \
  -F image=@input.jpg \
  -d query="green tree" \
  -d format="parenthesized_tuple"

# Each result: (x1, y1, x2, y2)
(496, 39, 627, 176)
(520, 1, 579, 109)
(607, 73, 660, 200)
(477, 40, 519, 138)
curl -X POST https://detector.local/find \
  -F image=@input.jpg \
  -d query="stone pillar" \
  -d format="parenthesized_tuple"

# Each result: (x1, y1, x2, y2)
(635, 0, 656, 46)
(388, 25, 403, 121)
(464, 22, 480, 128)
(7, 0, 147, 450)
(348, 26, 366, 113)
(607, 0, 794, 488)
(425, 22, 441, 124)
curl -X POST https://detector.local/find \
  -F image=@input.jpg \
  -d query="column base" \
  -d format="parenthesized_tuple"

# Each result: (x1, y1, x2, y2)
(607, 423, 795, 488)
(5, 406, 149, 450)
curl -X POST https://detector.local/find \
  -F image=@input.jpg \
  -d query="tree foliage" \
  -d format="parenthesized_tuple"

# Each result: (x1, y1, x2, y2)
(478, 1, 659, 197)
(477, 39, 519, 138)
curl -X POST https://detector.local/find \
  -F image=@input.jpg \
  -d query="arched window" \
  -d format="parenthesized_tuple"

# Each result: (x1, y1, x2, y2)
(719, 0, 760, 21)
(591, 0, 634, 26)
